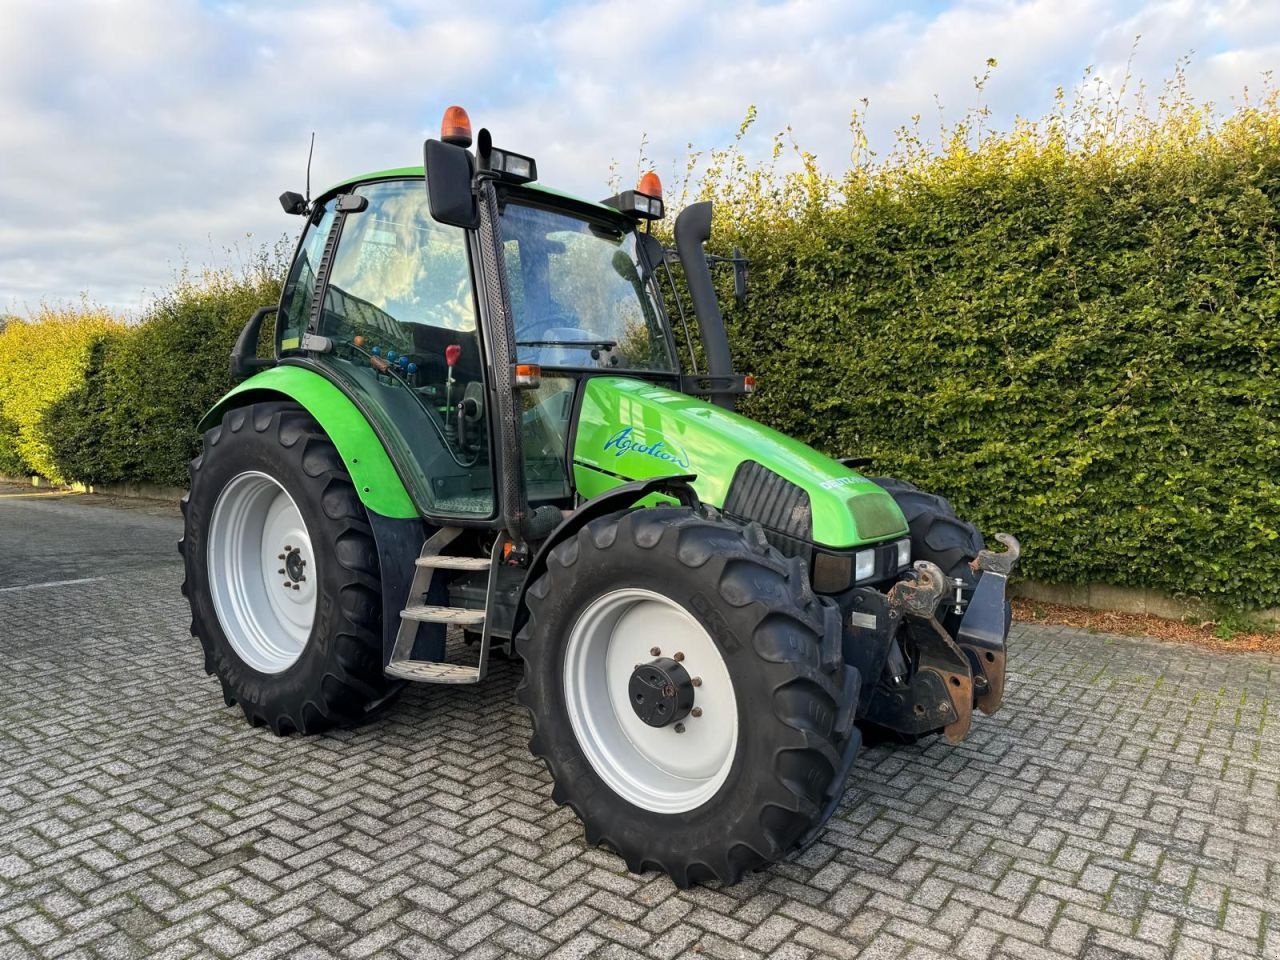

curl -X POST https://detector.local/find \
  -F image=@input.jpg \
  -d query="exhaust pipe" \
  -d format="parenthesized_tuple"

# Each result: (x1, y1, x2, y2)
(674, 201, 735, 410)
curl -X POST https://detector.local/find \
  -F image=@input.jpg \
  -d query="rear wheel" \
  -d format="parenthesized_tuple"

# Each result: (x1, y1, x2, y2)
(180, 401, 393, 734)
(516, 507, 860, 887)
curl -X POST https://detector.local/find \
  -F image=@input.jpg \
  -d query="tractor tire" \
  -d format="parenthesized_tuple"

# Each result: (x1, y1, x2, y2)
(869, 477, 985, 583)
(179, 401, 393, 735)
(515, 506, 861, 888)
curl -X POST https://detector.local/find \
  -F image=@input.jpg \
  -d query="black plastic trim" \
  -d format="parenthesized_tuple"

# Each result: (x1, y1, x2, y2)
(366, 511, 430, 664)
(511, 475, 700, 639)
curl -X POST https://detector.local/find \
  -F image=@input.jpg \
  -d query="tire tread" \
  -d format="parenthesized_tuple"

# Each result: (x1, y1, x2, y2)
(180, 401, 389, 735)
(515, 507, 860, 886)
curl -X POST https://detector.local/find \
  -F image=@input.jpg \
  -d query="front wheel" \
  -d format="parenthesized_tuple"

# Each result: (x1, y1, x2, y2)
(869, 477, 985, 583)
(515, 507, 860, 887)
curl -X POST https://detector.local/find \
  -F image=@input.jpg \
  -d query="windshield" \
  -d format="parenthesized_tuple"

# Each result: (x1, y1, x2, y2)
(500, 202, 677, 372)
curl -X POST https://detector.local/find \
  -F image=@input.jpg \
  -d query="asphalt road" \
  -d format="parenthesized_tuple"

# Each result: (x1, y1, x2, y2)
(1, 484, 1278, 960)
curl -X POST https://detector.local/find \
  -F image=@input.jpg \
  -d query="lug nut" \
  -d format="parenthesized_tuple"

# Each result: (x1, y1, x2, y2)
(673, 723, 685, 734)
(673, 651, 684, 662)
(277, 554, 286, 561)
(650, 647, 661, 656)
(278, 568, 286, 575)
(292, 584, 300, 591)
(691, 677, 702, 687)
(285, 545, 293, 551)
(691, 707, 702, 718)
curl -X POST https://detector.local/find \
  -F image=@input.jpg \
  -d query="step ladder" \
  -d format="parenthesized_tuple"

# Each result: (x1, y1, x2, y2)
(385, 527, 502, 684)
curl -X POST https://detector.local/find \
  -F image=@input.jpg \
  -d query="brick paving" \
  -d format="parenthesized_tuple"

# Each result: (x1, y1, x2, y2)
(1, 487, 1278, 959)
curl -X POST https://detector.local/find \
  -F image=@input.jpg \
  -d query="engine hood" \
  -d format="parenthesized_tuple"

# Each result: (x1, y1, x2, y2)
(572, 377, 906, 549)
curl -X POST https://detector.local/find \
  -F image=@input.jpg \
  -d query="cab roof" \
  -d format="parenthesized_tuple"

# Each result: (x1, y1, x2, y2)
(321, 165, 618, 217)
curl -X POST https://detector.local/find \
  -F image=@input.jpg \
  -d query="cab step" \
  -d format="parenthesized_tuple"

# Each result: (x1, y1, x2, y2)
(414, 555, 491, 571)
(399, 604, 486, 625)
(386, 527, 504, 686)
(384, 660, 481, 683)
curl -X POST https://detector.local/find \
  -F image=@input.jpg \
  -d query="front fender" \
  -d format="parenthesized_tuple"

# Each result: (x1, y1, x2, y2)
(511, 475, 701, 641)
(199, 366, 417, 519)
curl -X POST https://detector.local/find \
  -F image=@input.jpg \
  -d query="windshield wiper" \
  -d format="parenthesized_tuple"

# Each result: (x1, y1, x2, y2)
(517, 339, 617, 350)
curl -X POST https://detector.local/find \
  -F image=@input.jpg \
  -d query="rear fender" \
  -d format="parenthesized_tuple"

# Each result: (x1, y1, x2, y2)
(199, 366, 417, 520)
(200, 368, 425, 658)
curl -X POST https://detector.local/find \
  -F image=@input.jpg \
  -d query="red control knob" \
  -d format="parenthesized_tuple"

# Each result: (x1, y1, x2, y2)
(445, 344, 461, 368)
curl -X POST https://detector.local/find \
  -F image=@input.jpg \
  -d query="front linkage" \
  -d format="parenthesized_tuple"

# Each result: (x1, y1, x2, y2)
(847, 535, 1022, 742)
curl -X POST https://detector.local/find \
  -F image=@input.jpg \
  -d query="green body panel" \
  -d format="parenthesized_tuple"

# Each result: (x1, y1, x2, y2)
(323, 165, 616, 215)
(573, 377, 907, 548)
(198, 367, 418, 519)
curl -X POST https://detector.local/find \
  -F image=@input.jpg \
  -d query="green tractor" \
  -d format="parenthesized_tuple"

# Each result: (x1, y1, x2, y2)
(181, 107, 1020, 887)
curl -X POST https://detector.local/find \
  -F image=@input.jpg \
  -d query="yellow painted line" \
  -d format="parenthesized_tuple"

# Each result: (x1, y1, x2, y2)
(0, 491, 82, 499)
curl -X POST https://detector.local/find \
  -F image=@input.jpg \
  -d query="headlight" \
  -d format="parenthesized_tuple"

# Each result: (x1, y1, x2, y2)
(896, 538, 912, 570)
(854, 548, 876, 583)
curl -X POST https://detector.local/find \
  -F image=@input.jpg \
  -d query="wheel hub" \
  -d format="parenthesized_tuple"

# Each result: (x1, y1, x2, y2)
(628, 657, 694, 727)
(282, 547, 306, 585)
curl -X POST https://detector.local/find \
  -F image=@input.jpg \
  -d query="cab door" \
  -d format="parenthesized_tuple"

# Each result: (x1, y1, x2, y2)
(300, 178, 497, 520)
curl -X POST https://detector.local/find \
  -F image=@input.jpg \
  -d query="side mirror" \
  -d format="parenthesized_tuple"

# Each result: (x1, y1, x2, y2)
(230, 305, 280, 381)
(635, 232, 665, 281)
(424, 139, 478, 229)
(732, 246, 748, 303)
(279, 191, 307, 215)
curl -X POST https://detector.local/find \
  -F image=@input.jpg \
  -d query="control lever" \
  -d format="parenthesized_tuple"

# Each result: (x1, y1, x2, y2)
(444, 344, 461, 441)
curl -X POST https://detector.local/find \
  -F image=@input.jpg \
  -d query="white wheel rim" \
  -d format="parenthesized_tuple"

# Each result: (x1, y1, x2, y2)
(563, 588, 739, 814)
(207, 471, 316, 674)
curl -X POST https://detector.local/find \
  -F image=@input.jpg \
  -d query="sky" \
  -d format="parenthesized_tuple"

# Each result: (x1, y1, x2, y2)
(1, 0, 1277, 317)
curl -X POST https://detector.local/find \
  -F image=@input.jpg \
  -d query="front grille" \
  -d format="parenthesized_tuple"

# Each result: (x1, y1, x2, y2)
(722, 461, 813, 560)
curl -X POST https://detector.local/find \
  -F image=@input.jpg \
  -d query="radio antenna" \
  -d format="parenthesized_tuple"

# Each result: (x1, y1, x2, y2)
(304, 132, 316, 207)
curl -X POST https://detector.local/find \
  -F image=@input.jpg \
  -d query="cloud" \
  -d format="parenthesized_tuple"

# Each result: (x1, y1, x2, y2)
(0, 0, 1275, 315)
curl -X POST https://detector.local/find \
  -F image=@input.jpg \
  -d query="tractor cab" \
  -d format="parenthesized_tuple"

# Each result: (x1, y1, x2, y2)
(273, 170, 688, 525)
(190, 106, 1019, 888)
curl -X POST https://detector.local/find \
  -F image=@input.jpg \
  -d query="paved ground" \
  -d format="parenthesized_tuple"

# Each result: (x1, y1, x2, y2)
(1, 485, 1278, 960)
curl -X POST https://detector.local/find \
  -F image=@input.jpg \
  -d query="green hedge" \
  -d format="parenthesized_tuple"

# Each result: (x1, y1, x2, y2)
(698, 91, 1280, 611)
(43, 270, 281, 487)
(0, 308, 124, 482)
(1, 83, 1276, 612)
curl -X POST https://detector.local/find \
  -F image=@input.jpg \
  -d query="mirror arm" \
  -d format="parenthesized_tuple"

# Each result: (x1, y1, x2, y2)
(229, 305, 279, 381)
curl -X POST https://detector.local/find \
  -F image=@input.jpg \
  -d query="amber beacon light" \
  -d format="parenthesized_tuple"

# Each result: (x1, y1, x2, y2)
(441, 106, 473, 148)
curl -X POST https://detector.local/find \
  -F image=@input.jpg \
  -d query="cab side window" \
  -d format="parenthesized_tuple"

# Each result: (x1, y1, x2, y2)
(320, 180, 478, 379)
(277, 200, 336, 350)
